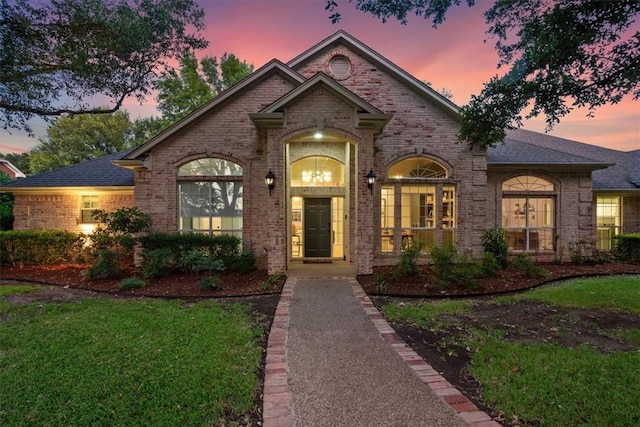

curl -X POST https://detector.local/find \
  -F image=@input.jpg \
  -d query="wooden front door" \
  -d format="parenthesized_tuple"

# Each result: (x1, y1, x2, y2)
(304, 198, 331, 258)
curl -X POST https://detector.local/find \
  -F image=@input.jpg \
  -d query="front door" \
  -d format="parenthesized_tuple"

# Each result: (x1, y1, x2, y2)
(304, 198, 332, 258)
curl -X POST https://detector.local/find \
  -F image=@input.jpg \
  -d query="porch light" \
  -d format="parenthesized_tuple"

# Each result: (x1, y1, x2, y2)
(366, 169, 377, 194)
(265, 170, 276, 196)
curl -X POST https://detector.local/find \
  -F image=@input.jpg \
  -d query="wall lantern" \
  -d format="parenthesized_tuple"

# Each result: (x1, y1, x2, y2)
(265, 169, 276, 196)
(366, 169, 377, 195)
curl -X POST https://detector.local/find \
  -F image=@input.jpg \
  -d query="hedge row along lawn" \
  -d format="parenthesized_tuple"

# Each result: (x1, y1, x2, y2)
(382, 275, 640, 426)
(0, 285, 264, 426)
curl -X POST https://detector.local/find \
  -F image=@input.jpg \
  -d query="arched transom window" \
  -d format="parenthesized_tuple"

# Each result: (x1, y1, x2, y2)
(178, 158, 243, 238)
(502, 175, 555, 252)
(389, 157, 448, 179)
(290, 156, 344, 187)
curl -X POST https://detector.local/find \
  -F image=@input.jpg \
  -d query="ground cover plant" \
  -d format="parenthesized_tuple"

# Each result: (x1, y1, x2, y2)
(378, 275, 640, 426)
(0, 286, 267, 426)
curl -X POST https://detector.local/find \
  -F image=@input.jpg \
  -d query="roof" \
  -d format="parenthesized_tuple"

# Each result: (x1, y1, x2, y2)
(0, 150, 134, 189)
(488, 129, 640, 191)
(288, 30, 459, 117)
(0, 158, 26, 178)
(120, 59, 305, 162)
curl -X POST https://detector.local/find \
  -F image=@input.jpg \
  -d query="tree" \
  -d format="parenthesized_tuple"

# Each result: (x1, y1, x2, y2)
(130, 52, 254, 144)
(0, 170, 13, 230)
(29, 110, 132, 174)
(0, 0, 207, 133)
(327, 0, 640, 148)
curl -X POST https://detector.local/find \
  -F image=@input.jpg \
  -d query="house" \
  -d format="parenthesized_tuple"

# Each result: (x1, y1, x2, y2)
(0, 158, 26, 180)
(1, 31, 638, 275)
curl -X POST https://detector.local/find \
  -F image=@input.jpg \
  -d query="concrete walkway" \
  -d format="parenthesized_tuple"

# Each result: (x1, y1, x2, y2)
(262, 262, 500, 427)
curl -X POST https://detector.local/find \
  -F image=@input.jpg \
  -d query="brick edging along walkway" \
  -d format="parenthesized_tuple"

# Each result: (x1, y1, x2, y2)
(262, 277, 501, 427)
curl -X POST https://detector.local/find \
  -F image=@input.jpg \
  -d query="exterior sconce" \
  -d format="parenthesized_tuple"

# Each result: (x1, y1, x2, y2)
(265, 169, 276, 196)
(366, 169, 377, 195)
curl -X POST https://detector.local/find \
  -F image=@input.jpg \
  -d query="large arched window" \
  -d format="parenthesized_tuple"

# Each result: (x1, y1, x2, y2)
(178, 158, 243, 237)
(381, 157, 454, 255)
(502, 175, 555, 252)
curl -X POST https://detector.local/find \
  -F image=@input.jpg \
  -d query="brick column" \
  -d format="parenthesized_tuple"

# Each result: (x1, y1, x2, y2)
(356, 132, 376, 275)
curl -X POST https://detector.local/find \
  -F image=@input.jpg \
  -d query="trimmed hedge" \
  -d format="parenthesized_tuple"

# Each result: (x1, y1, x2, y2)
(0, 230, 87, 266)
(615, 233, 640, 264)
(137, 233, 255, 273)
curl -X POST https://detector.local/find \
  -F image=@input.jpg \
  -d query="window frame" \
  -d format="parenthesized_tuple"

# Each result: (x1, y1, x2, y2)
(177, 158, 243, 238)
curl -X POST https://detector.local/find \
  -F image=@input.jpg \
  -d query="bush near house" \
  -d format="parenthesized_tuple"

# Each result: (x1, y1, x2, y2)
(615, 233, 640, 264)
(0, 230, 87, 266)
(138, 233, 255, 273)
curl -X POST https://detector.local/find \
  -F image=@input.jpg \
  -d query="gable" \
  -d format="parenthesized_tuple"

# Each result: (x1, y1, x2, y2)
(250, 72, 391, 134)
(288, 30, 459, 119)
(119, 60, 305, 164)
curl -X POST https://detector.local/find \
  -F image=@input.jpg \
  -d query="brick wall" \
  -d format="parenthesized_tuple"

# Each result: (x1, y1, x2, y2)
(12, 191, 134, 232)
(623, 196, 640, 233)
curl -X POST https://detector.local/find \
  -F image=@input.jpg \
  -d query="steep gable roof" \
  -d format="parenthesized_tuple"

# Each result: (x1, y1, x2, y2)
(288, 30, 459, 118)
(250, 72, 391, 132)
(0, 150, 134, 190)
(119, 60, 305, 163)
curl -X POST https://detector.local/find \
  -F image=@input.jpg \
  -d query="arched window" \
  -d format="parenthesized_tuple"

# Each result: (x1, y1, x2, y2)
(290, 156, 344, 187)
(502, 175, 555, 252)
(178, 158, 243, 237)
(388, 157, 447, 179)
(381, 157, 454, 255)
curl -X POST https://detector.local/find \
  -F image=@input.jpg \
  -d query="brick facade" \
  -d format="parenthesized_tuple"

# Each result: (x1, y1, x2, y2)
(6, 32, 637, 274)
(12, 192, 134, 232)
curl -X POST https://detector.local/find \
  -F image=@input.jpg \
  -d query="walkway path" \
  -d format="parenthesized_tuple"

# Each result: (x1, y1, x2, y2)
(262, 262, 500, 427)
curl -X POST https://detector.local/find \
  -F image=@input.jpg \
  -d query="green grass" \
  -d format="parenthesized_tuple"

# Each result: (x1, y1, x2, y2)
(0, 296, 263, 426)
(380, 276, 640, 426)
(0, 284, 38, 297)
(498, 275, 640, 314)
(468, 333, 640, 426)
(382, 299, 474, 329)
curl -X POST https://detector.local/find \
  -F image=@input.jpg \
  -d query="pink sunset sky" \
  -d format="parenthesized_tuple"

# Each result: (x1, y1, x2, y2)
(1, 0, 638, 154)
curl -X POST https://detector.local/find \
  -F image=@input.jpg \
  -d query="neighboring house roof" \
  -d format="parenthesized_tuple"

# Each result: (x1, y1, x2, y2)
(0, 150, 134, 190)
(0, 158, 26, 179)
(488, 129, 639, 191)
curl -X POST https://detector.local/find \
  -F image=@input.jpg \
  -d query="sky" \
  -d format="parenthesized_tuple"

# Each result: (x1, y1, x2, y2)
(1, 0, 638, 154)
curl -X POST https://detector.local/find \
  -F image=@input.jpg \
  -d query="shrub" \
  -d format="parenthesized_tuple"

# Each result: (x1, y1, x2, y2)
(481, 252, 501, 276)
(431, 244, 457, 283)
(261, 274, 281, 291)
(614, 233, 640, 264)
(198, 275, 222, 291)
(91, 207, 152, 255)
(178, 248, 210, 274)
(513, 254, 550, 278)
(142, 248, 175, 278)
(85, 250, 120, 279)
(226, 251, 257, 274)
(138, 233, 242, 268)
(482, 227, 508, 268)
(119, 277, 147, 290)
(0, 230, 86, 266)
(374, 274, 386, 293)
(394, 243, 422, 277)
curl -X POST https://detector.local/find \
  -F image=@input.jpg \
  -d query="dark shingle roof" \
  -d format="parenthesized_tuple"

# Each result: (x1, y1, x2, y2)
(489, 129, 640, 191)
(0, 150, 134, 188)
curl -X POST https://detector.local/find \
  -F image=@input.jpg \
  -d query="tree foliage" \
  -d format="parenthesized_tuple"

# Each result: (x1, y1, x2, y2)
(327, 0, 640, 148)
(130, 52, 254, 144)
(0, 0, 208, 133)
(29, 110, 132, 174)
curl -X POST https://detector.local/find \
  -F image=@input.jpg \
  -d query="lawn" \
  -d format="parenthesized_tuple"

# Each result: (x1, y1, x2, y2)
(0, 285, 265, 426)
(381, 275, 640, 426)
